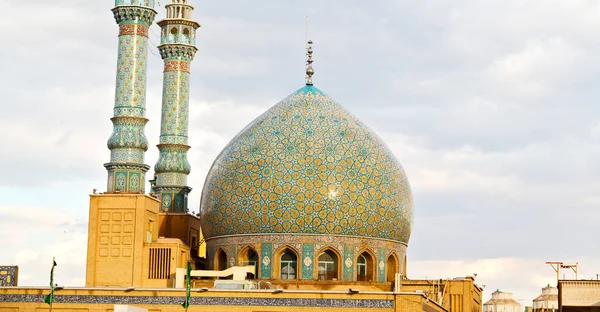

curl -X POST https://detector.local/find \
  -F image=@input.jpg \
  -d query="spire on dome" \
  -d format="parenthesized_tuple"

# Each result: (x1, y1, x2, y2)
(305, 40, 314, 85)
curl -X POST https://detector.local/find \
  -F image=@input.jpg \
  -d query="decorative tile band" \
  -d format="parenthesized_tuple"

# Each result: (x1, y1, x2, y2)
(154, 187, 190, 212)
(107, 117, 149, 152)
(164, 60, 190, 73)
(261, 243, 273, 279)
(110, 148, 145, 164)
(301, 243, 314, 280)
(156, 172, 187, 186)
(114, 106, 145, 117)
(155, 144, 191, 174)
(207, 235, 406, 281)
(159, 134, 189, 145)
(344, 245, 355, 281)
(0, 294, 393, 308)
(104, 166, 149, 194)
(119, 24, 149, 37)
(377, 248, 386, 282)
(206, 234, 407, 250)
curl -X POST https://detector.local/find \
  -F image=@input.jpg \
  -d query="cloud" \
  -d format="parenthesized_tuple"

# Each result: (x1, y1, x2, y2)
(486, 37, 584, 96)
(0, 205, 87, 286)
(408, 257, 593, 303)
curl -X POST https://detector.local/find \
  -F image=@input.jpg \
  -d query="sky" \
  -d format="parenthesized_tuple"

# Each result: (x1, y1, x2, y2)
(0, 0, 598, 305)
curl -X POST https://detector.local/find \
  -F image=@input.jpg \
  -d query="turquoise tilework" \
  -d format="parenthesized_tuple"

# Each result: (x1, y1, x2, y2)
(105, 5, 155, 194)
(301, 244, 314, 280)
(229, 245, 236, 268)
(153, 1, 199, 211)
(158, 69, 190, 143)
(343, 245, 354, 281)
(377, 248, 385, 282)
(261, 243, 273, 279)
(200, 85, 413, 243)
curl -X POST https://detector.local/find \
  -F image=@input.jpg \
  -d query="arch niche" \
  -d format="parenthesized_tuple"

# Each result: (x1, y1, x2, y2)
(386, 253, 399, 282)
(181, 28, 190, 44)
(214, 248, 227, 272)
(317, 248, 340, 280)
(273, 246, 298, 280)
(356, 250, 375, 282)
(238, 246, 259, 278)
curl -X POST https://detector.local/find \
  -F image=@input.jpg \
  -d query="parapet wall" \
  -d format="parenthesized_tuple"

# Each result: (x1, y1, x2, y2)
(0, 286, 445, 312)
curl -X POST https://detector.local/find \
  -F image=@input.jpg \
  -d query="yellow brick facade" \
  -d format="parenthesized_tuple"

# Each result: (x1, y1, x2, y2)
(401, 278, 483, 312)
(86, 194, 194, 288)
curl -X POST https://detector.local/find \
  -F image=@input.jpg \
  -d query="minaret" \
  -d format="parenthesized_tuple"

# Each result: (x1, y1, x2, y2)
(152, 0, 200, 212)
(105, 0, 157, 194)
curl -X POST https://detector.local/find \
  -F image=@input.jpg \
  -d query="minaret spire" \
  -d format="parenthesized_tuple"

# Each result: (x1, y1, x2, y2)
(305, 40, 314, 85)
(104, 0, 157, 193)
(152, 0, 200, 212)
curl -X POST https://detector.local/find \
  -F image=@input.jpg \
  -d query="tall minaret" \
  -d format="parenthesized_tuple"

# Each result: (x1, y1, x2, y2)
(152, 0, 200, 212)
(105, 0, 157, 194)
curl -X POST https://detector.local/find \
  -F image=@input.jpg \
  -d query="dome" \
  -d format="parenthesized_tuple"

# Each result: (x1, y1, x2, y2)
(200, 85, 413, 243)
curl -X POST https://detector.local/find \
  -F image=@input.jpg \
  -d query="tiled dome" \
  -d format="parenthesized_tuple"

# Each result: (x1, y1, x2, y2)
(200, 85, 413, 243)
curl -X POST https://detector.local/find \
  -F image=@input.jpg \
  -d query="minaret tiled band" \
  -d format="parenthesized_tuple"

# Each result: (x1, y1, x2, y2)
(152, 0, 200, 212)
(105, 0, 157, 194)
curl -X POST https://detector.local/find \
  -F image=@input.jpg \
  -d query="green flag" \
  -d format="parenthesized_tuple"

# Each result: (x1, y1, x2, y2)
(44, 259, 57, 305)
(182, 262, 192, 309)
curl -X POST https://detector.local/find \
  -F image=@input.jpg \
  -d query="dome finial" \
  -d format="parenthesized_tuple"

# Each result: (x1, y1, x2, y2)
(305, 40, 314, 85)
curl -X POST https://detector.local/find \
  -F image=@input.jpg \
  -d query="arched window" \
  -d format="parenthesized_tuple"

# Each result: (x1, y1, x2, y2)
(169, 27, 178, 44)
(239, 246, 258, 278)
(181, 28, 190, 44)
(387, 254, 398, 281)
(280, 249, 297, 280)
(215, 249, 227, 271)
(357, 252, 374, 281)
(318, 250, 338, 280)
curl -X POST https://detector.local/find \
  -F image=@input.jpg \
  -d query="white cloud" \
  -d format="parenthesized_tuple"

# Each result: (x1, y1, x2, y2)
(408, 257, 595, 304)
(486, 38, 584, 96)
(0, 205, 87, 286)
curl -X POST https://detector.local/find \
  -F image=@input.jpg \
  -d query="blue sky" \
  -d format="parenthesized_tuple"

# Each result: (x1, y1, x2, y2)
(0, 0, 598, 304)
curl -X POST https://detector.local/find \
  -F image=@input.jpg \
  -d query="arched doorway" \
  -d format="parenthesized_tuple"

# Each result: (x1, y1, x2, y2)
(387, 254, 398, 281)
(318, 249, 339, 280)
(279, 248, 298, 280)
(238, 246, 258, 278)
(357, 251, 375, 281)
(214, 248, 227, 272)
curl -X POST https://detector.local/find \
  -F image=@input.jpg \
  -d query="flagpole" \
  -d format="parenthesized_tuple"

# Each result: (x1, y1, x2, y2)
(49, 257, 54, 312)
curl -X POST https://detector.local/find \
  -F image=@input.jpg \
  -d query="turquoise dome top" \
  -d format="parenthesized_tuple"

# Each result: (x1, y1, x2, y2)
(199, 85, 413, 243)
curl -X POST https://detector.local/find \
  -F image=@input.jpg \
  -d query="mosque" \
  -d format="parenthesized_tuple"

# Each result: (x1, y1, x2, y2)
(0, 0, 488, 311)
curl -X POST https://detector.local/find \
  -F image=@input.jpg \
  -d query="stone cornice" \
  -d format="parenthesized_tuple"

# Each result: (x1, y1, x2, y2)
(157, 19, 200, 29)
(112, 6, 157, 26)
(158, 44, 198, 61)
(152, 186, 192, 193)
(104, 162, 150, 171)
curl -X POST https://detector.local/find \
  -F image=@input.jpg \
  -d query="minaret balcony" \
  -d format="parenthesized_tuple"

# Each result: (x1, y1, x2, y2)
(115, 0, 155, 8)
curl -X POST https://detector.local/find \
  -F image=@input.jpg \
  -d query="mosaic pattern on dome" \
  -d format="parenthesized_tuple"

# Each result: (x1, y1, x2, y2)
(200, 85, 413, 243)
